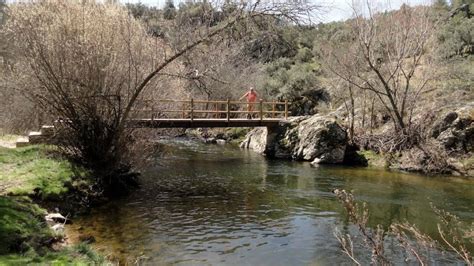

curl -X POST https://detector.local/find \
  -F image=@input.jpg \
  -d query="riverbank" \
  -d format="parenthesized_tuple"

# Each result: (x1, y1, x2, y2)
(239, 104, 474, 177)
(185, 127, 251, 145)
(0, 143, 106, 264)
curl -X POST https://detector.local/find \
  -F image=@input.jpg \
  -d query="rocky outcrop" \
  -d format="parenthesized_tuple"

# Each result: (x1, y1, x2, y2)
(239, 127, 268, 154)
(431, 104, 474, 154)
(240, 114, 348, 164)
(430, 104, 474, 176)
(392, 104, 474, 176)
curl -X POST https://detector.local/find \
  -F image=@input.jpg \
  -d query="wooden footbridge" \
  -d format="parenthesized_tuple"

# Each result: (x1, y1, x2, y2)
(129, 99, 289, 128)
(18, 98, 289, 147)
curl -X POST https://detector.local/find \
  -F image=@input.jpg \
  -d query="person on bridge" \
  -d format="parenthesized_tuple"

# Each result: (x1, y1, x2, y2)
(239, 87, 258, 119)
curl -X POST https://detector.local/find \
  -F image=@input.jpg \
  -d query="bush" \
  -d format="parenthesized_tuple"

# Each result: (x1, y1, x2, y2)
(436, 13, 474, 58)
(3, 1, 163, 194)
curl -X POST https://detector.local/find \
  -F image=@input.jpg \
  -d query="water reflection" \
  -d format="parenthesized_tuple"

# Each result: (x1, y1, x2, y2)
(68, 138, 474, 265)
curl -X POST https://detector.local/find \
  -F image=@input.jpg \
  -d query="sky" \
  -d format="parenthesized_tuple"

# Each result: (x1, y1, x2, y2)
(5, 0, 432, 22)
(120, 0, 432, 22)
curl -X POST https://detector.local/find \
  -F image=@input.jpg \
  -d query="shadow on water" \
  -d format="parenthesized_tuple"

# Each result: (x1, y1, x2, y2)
(68, 138, 474, 265)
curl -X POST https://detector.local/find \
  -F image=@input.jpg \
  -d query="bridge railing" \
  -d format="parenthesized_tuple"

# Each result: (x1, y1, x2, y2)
(132, 99, 289, 121)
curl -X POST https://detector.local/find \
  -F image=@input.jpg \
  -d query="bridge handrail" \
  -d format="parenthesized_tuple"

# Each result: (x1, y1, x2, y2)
(151, 99, 288, 105)
(134, 98, 289, 121)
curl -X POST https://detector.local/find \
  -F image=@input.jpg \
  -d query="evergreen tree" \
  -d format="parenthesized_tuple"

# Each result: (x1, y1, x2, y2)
(450, 0, 474, 15)
(0, 0, 6, 26)
(163, 0, 176, 20)
(434, 0, 449, 10)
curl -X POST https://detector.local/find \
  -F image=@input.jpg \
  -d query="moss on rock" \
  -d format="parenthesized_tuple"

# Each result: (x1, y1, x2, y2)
(357, 150, 389, 168)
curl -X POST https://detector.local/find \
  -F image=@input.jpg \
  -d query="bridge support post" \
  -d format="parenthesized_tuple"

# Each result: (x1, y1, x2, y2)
(226, 99, 230, 122)
(272, 100, 276, 118)
(259, 99, 263, 122)
(284, 100, 288, 119)
(190, 98, 194, 122)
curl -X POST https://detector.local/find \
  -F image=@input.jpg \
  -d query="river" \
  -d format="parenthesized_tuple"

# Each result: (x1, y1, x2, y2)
(68, 138, 474, 265)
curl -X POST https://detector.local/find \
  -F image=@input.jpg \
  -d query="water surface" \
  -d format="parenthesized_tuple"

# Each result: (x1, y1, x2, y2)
(69, 138, 474, 265)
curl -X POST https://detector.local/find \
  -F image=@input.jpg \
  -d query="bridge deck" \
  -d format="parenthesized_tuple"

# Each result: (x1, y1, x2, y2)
(128, 118, 284, 128)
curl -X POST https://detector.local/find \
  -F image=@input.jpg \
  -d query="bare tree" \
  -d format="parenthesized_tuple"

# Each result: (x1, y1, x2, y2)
(326, 2, 434, 131)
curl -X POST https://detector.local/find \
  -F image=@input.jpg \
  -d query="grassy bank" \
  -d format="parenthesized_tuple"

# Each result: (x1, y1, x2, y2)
(0, 145, 105, 265)
(0, 145, 85, 198)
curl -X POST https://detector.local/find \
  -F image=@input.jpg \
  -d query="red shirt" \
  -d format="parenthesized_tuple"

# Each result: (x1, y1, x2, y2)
(247, 91, 257, 102)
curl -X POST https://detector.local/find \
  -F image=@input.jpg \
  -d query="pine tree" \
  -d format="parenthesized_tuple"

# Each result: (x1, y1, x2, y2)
(433, 0, 449, 10)
(163, 0, 176, 20)
(0, 0, 6, 26)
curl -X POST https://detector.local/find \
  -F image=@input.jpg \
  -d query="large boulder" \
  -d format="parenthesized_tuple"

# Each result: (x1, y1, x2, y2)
(431, 104, 474, 153)
(240, 114, 348, 164)
(239, 127, 267, 154)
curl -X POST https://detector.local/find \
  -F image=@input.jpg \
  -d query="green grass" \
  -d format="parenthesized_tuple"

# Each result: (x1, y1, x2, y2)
(0, 145, 87, 199)
(0, 243, 107, 265)
(0, 197, 105, 264)
(0, 195, 104, 266)
(0, 196, 51, 255)
(0, 145, 104, 265)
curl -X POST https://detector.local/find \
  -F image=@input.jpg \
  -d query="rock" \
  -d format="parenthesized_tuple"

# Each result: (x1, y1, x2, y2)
(15, 137, 29, 148)
(447, 156, 474, 176)
(28, 131, 44, 144)
(204, 137, 216, 144)
(432, 105, 473, 153)
(241, 113, 348, 164)
(40, 125, 55, 137)
(343, 145, 369, 166)
(45, 213, 70, 224)
(468, 169, 474, 177)
(431, 112, 458, 138)
(398, 147, 429, 172)
(51, 223, 64, 233)
(240, 127, 267, 154)
(216, 139, 226, 145)
(447, 158, 466, 174)
(78, 234, 96, 244)
(292, 115, 347, 163)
